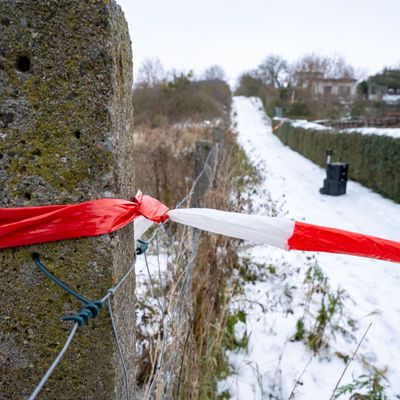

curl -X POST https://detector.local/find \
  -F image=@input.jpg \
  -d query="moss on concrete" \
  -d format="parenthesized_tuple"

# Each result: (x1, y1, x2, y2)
(0, 1, 135, 398)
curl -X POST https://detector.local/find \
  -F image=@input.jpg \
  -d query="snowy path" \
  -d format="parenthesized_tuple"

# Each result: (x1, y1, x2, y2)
(220, 97, 400, 399)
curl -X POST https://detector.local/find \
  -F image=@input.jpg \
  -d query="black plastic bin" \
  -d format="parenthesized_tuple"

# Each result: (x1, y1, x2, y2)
(320, 162, 349, 196)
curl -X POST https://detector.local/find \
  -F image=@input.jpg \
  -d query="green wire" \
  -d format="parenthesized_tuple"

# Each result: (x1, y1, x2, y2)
(32, 253, 90, 305)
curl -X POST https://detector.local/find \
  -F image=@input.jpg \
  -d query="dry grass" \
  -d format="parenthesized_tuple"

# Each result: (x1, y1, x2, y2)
(134, 124, 213, 206)
(134, 123, 259, 399)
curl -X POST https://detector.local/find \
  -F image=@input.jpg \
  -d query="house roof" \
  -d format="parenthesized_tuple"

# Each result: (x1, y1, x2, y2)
(321, 77, 357, 83)
(295, 71, 357, 83)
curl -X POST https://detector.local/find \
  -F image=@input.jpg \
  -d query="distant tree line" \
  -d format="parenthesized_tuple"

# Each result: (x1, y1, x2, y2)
(133, 58, 231, 127)
(236, 52, 357, 119)
(354, 68, 400, 118)
(236, 53, 400, 120)
(358, 68, 400, 97)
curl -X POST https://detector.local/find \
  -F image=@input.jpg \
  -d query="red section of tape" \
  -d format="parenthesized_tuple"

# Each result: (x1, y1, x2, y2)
(0, 194, 169, 249)
(288, 221, 400, 263)
(136, 192, 170, 223)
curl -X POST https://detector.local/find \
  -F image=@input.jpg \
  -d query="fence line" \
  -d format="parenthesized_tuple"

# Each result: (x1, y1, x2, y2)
(28, 257, 137, 400)
(27, 140, 219, 400)
(137, 137, 220, 399)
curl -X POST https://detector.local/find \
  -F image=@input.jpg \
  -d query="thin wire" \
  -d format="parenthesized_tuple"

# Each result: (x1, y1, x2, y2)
(183, 228, 201, 302)
(143, 250, 168, 399)
(29, 259, 136, 400)
(156, 230, 163, 290)
(101, 260, 136, 303)
(180, 143, 218, 316)
(28, 151, 214, 400)
(28, 323, 79, 400)
(108, 297, 131, 400)
(146, 223, 166, 245)
(175, 146, 215, 209)
(136, 144, 217, 398)
(140, 144, 215, 247)
(33, 253, 90, 305)
(143, 252, 164, 314)
(144, 141, 219, 397)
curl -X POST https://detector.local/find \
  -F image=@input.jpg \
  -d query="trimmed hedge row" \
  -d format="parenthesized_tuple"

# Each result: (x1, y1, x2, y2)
(273, 121, 400, 203)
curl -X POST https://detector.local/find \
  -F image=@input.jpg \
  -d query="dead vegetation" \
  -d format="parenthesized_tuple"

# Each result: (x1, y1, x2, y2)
(134, 121, 260, 399)
(132, 64, 262, 399)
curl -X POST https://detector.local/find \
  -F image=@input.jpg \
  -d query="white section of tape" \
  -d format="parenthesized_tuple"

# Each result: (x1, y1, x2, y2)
(168, 208, 294, 249)
(134, 215, 154, 241)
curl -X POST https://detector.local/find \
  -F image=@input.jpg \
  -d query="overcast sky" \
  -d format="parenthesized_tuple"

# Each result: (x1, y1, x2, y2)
(117, 0, 400, 84)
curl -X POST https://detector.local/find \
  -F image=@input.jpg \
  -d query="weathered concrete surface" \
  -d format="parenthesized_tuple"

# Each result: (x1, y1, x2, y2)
(0, 1, 135, 398)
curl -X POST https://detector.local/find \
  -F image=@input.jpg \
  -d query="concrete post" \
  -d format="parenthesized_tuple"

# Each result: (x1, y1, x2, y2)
(0, 1, 135, 399)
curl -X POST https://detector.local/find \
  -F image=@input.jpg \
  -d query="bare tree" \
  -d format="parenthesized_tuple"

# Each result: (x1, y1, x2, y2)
(294, 52, 355, 79)
(257, 54, 289, 88)
(136, 57, 166, 88)
(203, 64, 227, 81)
(294, 53, 327, 75)
(326, 54, 355, 79)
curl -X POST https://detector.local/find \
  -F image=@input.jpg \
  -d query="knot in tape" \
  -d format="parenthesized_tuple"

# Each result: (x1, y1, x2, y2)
(63, 301, 103, 327)
(134, 191, 169, 224)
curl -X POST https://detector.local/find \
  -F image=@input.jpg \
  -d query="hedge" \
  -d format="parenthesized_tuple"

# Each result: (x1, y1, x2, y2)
(273, 121, 400, 203)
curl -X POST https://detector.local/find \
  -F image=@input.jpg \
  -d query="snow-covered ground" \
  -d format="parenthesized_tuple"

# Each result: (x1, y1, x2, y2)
(220, 97, 400, 399)
(383, 94, 400, 105)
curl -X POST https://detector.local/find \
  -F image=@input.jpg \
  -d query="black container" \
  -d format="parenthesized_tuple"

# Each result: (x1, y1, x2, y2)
(320, 178, 347, 196)
(320, 160, 349, 196)
(326, 162, 348, 181)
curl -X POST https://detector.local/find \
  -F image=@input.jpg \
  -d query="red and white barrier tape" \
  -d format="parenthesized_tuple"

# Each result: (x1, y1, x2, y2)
(1, 192, 400, 263)
(167, 208, 400, 263)
(0, 191, 168, 248)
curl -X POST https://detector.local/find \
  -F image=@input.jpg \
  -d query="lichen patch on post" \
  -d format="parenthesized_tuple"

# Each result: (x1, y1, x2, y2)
(0, 1, 135, 398)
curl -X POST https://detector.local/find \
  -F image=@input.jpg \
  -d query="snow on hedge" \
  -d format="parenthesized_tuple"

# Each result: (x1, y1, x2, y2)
(289, 119, 331, 131)
(341, 127, 400, 139)
(279, 117, 400, 140)
(383, 94, 400, 104)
